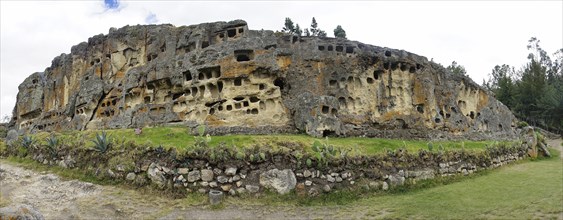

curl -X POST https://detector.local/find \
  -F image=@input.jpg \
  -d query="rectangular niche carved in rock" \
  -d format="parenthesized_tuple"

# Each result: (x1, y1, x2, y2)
(234, 50, 254, 62)
(197, 66, 221, 80)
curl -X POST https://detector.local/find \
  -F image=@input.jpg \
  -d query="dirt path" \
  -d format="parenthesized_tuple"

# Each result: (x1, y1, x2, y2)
(0, 161, 364, 219)
(546, 138, 563, 158)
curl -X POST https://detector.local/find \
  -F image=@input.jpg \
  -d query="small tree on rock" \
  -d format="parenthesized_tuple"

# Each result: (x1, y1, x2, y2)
(282, 17, 295, 34)
(295, 24, 303, 36)
(334, 25, 347, 39)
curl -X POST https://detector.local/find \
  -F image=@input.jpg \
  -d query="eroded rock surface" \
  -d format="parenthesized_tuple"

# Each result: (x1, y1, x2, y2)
(11, 20, 517, 139)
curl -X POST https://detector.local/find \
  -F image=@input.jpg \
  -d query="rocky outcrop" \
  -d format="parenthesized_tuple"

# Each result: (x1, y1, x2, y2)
(0, 204, 45, 220)
(10, 20, 517, 139)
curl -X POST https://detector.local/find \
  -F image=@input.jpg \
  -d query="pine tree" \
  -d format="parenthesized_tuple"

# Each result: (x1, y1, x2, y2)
(310, 17, 318, 36)
(334, 25, 346, 39)
(295, 24, 302, 36)
(282, 17, 295, 34)
(304, 28, 310, 37)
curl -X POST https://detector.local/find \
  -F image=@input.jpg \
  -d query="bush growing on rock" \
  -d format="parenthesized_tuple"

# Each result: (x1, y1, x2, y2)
(92, 131, 111, 153)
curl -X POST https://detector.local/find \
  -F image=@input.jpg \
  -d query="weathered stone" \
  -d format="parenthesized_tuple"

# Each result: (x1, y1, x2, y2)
(187, 170, 201, 182)
(308, 187, 320, 196)
(322, 184, 331, 193)
(201, 169, 214, 182)
(368, 181, 380, 190)
(388, 174, 405, 186)
(10, 20, 517, 141)
(232, 175, 241, 182)
(217, 175, 228, 184)
(126, 172, 136, 181)
(209, 181, 218, 188)
(335, 177, 343, 183)
(382, 181, 389, 191)
(303, 170, 312, 178)
(259, 169, 297, 194)
(221, 184, 232, 192)
(305, 180, 313, 186)
(236, 187, 247, 194)
(147, 163, 166, 187)
(225, 167, 237, 176)
(178, 168, 189, 175)
(236, 181, 242, 187)
(229, 188, 237, 196)
(245, 185, 260, 194)
(326, 175, 336, 183)
(5, 130, 18, 146)
(0, 204, 44, 220)
(198, 188, 208, 194)
(213, 168, 222, 175)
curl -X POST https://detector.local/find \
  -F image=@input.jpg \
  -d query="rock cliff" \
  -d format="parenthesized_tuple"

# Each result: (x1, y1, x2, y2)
(10, 20, 517, 139)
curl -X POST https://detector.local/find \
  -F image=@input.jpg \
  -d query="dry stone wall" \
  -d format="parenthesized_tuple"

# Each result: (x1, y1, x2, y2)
(11, 20, 517, 139)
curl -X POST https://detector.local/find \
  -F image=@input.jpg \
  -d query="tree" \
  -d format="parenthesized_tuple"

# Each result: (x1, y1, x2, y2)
(282, 17, 295, 34)
(333, 25, 347, 39)
(309, 17, 327, 37)
(446, 61, 467, 76)
(295, 24, 303, 37)
(310, 17, 319, 36)
(304, 28, 310, 37)
(485, 64, 515, 107)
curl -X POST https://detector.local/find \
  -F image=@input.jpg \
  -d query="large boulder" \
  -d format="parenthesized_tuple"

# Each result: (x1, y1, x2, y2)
(0, 204, 44, 220)
(5, 129, 18, 146)
(147, 163, 167, 188)
(521, 126, 550, 157)
(259, 169, 296, 194)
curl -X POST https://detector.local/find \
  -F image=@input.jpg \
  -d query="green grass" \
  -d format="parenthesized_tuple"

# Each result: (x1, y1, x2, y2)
(223, 150, 562, 219)
(29, 126, 509, 155)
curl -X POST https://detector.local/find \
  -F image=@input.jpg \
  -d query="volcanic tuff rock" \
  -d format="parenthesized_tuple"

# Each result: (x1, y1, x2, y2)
(11, 20, 517, 139)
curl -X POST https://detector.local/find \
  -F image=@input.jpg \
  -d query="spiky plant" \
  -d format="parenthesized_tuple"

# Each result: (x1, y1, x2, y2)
(21, 135, 35, 149)
(92, 131, 111, 153)
(46, 135, 59, 158)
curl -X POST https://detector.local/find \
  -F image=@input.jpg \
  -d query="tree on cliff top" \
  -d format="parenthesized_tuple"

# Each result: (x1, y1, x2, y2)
(282, 17, 295, 34)
(334, 25, 347, 39)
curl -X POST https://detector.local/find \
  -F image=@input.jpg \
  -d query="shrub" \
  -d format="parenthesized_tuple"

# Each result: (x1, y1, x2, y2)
(92, 131, 111, 153)
(517, 121, 529, 128)
(46, 135, 59, 158)
(21, 135, 35, 149)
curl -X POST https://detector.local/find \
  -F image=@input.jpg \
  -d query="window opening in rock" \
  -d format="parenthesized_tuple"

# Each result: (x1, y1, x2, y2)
(367, 78, 374, 84)
(259, 84, 266, 90)
(144, 96, 151, 103)
(218, 81, 224, 93)
(205, 71, 213, 79)
(235, 103, 241, 109)
(400, 64, 408, 71)
(198, 73, 205, 80)
(383, 63, 390, 70)
(374, 70, 384, 79)
(446, 113, 451, 118)
(322, 130, 335, 137)
(450, 106, 457, 113)
(184, 71, 192, 81)
(227, 29, 236, 37)
(328, 45, 333, 51)
(238, 28, 244, 34)
(192, 87, 198, 97)
(251, 108, 258, 114)
(469, 111, 475, 119)
(250, 96, 259, 103)
(409, 66, 416, 73)
(346, 46, 354, 53)
(226, 105, 233, 111)
(329, 80, 337, 87)
(435, 118, 441, 123)
(259, 101, 266, 110)
(385, 51, 392, 57)
(218, 106, 224, 111)
(322, 106, 330, 114)
(336, 46, 344, 52)
(274, 78, 285, 90)
(331, 108, 337, 115)
(243, 101, 249, 107)
(234, 96, 244, 101)
(416, 105, 424, 113)
(391, 62, 399, 70)
(234, 50, 254, 62)
(318, 46, 325, 51)
(234, 78, 242, 86)
(209, 108, 215, 115)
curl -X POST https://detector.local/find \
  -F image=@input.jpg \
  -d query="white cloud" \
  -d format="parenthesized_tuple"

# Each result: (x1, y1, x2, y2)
(1, 1, 561, 117)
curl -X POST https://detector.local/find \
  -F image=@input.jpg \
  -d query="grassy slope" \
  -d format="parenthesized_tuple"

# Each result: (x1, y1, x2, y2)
(352, 154, 562, 219)
(29, 127, 507, 155)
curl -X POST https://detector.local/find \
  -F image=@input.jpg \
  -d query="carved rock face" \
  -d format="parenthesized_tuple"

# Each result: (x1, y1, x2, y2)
(11, 20, 517, 139)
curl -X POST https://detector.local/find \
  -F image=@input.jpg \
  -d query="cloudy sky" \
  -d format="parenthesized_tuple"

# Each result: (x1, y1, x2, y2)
(1, 1, 562, 118)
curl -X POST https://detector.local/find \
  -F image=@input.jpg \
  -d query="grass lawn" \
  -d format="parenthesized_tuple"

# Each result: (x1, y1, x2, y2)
(28, 126, 509, 155)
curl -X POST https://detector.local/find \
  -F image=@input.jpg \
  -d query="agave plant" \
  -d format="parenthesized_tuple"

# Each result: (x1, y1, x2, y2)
(45, 135, 59, 158)
(21, 135, 35, 149)
(92, 131, 111, 153)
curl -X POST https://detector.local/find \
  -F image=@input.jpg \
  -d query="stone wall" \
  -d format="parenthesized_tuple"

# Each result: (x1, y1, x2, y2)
(10, 20, 517, 139)
(3, 140, 528, 197)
